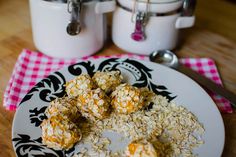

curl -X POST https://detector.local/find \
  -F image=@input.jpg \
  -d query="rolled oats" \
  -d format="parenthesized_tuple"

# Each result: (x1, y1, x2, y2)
(42, 71, 205, 157)
(45, 97, 80, 122)
(77, 88, 110, 121)
(66, 74, 95, 97)
(93, 71, 123, 93)
(111, 83, 145, 114)
(125, 139, 159, 157)
(41, 114, 82, 150)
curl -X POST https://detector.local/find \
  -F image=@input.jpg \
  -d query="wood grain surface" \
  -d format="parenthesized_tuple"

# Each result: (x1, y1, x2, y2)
(0, 0, 236, 157)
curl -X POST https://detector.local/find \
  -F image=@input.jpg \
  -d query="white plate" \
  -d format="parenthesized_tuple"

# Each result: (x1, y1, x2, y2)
(12, 58, 225, 157)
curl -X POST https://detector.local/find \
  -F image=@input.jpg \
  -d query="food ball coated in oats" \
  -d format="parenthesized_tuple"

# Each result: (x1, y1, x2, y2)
(111, 83, 144, 114)
(125, 139, 159, 157)
(76, 88, 110, 121)
(66, 74, 95, 97)
(92, 70, 123, 93)
(41, 115, 82, 150)
(45, 97, 80, 122)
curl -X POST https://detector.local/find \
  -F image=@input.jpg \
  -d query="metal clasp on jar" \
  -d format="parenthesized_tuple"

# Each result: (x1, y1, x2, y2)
(131, 12, 148, 42)
(67, 0, 82, 35)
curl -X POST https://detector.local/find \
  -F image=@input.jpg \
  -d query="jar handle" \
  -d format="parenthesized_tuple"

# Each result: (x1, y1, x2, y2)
(95, 0, 116, 14)
(175, 16, 195, 29)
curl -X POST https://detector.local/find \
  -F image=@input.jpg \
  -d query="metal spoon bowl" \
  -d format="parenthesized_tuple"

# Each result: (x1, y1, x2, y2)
(149, 50, 179, 68)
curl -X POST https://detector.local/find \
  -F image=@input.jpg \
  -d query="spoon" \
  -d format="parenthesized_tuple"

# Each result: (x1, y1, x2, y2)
(150, 50, 236, 108)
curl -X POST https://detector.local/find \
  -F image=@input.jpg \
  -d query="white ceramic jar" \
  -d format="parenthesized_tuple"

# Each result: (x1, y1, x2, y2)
(112, 0, 195, 55)
(29, 0, 115, 58)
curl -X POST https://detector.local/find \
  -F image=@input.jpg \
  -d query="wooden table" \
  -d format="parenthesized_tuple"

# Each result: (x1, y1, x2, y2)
(0, 0, 236, 157)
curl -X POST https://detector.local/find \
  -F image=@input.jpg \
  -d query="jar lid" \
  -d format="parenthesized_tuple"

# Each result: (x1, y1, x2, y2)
(118, 0, 183, 13)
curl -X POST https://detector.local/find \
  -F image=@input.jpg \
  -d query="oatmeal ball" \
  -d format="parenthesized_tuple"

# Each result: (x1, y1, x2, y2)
(125, 139, 159, 157)
(92, 70, 123, 93)
(77, 88, 110, 121)
(45, 97, 80, 122)
(66, 74, 95, 97)
(41, 115, 82, 150)
(111, 83, 144, 114)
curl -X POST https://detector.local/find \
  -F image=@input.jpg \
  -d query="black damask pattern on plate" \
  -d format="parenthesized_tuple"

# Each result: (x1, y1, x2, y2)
(64, 147, 76, 157)
(20, 72, 66, 105)
(13, 58, 178, 157)
(97, 58, 120, 72)
(12, 134, 64, 157)
(98, 58, 176, 101)
(29, 106, 47, 127)
(68, 61, 95, 77)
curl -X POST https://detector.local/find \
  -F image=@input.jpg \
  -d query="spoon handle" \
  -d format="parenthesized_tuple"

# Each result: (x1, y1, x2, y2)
(176, 64, 236, 108)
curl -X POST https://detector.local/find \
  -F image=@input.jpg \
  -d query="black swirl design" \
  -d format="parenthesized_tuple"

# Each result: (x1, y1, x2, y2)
(29, 106, 47, 127)
(97, 58, 120, 71)
(20, 72, 66, 105)
(65, 147, 75, 157)
(68, 61, 95, 77)
(12, 134, 64, 157)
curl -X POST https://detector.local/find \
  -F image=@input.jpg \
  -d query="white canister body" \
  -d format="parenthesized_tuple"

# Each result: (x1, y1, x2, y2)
(30, 0, 115, 58)
(112, 0, 195, 55)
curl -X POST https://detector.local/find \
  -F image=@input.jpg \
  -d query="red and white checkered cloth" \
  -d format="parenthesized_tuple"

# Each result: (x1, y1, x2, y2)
(3, 49, 233, 113)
